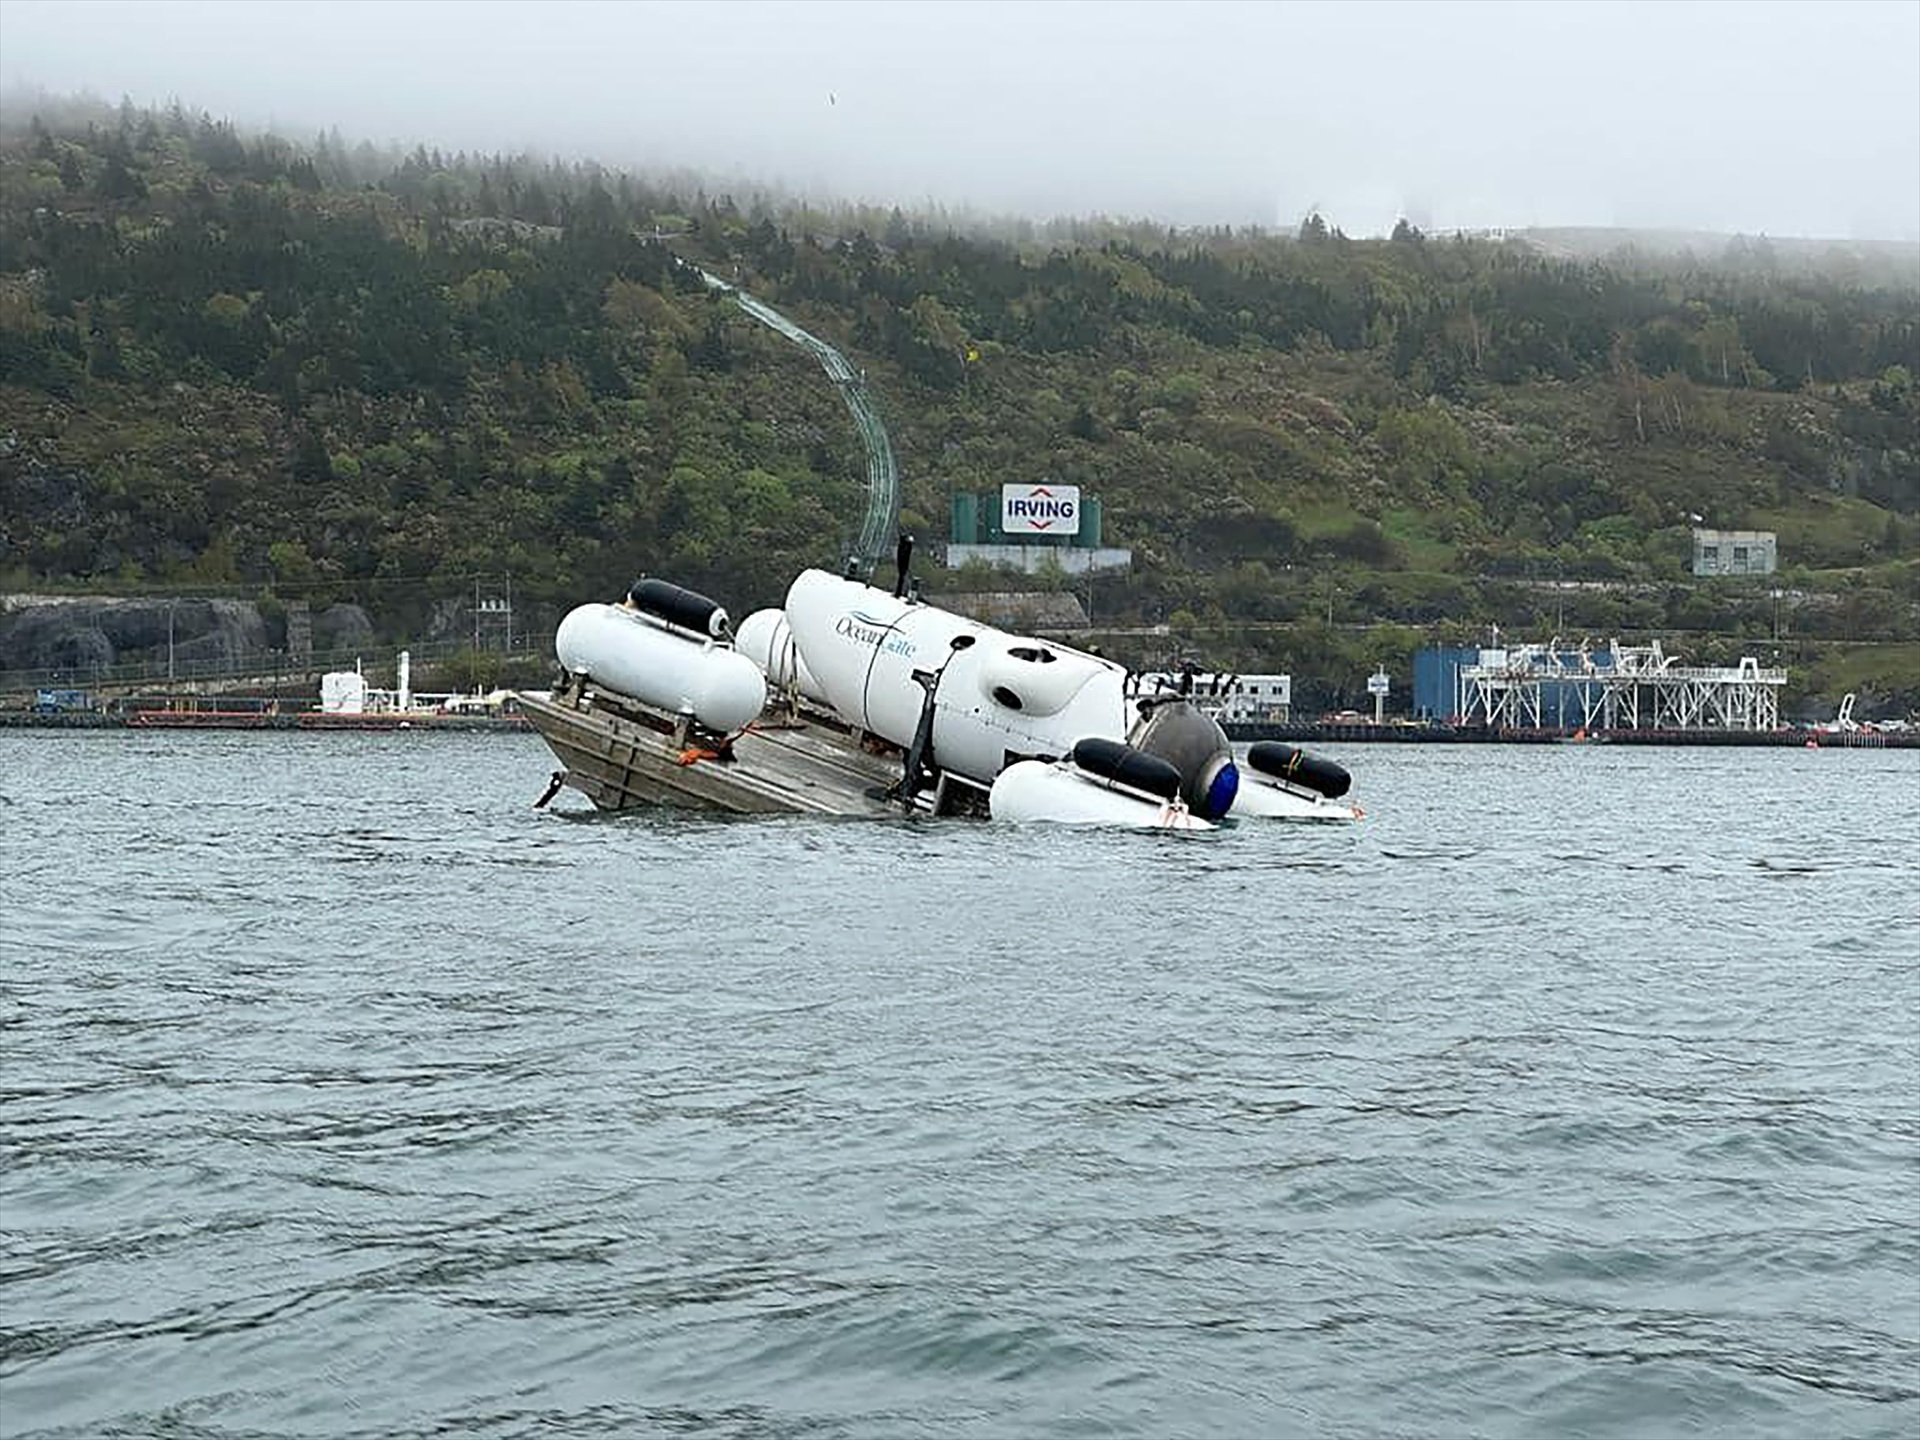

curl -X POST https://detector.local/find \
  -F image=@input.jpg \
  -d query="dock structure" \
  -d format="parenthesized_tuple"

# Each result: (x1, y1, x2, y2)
(1459, 639, 1785, 732)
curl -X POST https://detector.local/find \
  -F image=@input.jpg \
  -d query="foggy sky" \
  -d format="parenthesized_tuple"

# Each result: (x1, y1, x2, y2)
(2, 0, 1916, 242)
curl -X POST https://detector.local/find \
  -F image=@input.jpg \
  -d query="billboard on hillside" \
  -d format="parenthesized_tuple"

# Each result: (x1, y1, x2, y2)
(1000, 483, 1081, 536)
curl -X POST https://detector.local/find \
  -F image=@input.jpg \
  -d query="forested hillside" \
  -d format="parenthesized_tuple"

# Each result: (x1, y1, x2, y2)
(2, 101, 1916, 709)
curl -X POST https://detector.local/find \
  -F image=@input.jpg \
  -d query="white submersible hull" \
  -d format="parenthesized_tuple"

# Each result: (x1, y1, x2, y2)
(524, 568, 1362, 826)
(777, 567, 1132, 787)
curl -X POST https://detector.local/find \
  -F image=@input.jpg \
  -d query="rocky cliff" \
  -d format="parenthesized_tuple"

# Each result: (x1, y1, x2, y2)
(0, 596, 373, 673)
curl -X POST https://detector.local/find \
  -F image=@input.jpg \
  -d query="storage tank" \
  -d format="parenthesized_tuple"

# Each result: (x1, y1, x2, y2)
(950, 492, 980, 545)
(734, 607, 828, 704)
(1082, 495, 1103, 548)
(320, 671, 367, 715)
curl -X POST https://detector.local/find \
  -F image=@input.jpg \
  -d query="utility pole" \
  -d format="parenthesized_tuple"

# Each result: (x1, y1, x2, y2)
(472, 578, 513, 653)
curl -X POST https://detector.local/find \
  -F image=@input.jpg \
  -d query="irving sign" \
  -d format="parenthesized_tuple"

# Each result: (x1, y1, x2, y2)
(1000, 483, 1081, 535)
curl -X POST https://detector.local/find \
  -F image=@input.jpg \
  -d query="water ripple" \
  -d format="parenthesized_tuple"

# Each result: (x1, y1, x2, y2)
(1, 733, 1916, 1439)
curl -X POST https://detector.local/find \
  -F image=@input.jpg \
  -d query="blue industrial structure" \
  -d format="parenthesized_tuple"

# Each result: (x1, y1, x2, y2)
(1412, 647, 1478, 721)
(1414, 646, 1617, 726)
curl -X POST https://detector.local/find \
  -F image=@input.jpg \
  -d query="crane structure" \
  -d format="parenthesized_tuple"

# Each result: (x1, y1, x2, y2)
(687, 264, 900, 579)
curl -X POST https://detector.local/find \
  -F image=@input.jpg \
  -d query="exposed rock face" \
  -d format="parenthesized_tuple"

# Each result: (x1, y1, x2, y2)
(939, 591, 1089, 629)
(312, 604, 373, 653)
(0, 597, 269, 672)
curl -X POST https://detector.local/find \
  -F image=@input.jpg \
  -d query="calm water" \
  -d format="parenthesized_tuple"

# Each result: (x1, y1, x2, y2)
(1, 731, 1916, 1439)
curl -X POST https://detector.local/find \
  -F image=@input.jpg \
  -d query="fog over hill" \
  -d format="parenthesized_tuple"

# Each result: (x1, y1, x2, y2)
(1, 86, 1914, 293)
(1509, 229, 1920, 282)
(1, 0, 1915, 243)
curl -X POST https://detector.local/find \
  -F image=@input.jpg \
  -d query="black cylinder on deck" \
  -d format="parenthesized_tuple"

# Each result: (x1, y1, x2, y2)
(1246, 741, 1351, 798)
(628, 578, 731, 639)
(1071, 737, 1183, 802)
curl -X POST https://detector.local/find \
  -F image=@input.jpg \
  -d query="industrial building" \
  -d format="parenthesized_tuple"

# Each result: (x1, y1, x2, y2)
(1692, 528, 1778, 577)
(1414, 637, 1785, 732)
(1128, 671, 1292, 724)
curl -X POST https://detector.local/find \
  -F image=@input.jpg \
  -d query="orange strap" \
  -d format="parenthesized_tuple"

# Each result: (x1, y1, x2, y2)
(679, 720, 758, 765)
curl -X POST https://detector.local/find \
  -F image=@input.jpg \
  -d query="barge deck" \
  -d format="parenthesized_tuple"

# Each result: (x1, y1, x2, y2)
(515, 685, 911, 816)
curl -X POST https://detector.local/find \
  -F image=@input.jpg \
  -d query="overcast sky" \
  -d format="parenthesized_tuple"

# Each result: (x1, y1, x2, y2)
(2, 0, 1916, 240)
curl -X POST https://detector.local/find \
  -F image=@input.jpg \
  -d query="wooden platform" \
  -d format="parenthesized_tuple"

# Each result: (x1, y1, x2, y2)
(515, 686, 910, 816)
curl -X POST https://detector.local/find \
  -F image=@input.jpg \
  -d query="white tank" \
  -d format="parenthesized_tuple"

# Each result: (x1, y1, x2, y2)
(555, 603, 767, 733)
(781, 569, 1130, 785)
(734, 607, 828, 704)
(989, 759, 1214, 829)
(320, 671, 367, 715)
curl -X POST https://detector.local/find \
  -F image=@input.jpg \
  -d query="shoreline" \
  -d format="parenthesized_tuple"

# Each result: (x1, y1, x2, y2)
(1223, 722, 1916, 749)
(2, 710, 1908, 748)
(0, 711, 531, 732)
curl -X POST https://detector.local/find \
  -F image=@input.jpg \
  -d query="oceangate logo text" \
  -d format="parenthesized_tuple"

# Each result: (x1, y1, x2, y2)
(835, 611, 915, 658)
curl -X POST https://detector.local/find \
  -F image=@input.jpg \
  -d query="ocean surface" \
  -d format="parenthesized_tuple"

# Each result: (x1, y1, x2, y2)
(1, 730, 1916, 1439)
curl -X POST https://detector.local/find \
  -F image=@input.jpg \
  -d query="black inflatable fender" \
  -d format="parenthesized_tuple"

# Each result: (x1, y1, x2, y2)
(1246, 741, 1351, 799)
(1070, 737, 1183, 802)
(629, 578, 731, 640)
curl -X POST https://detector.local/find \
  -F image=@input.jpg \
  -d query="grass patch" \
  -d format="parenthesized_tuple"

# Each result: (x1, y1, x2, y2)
(1753, 497, 1900, 568)
(1801, 641, 1920, 691)
(1380, 508, 1457, 570)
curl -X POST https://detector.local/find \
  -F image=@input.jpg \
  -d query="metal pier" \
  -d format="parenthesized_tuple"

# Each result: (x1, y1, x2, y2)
(1459, 638, 1786, 733)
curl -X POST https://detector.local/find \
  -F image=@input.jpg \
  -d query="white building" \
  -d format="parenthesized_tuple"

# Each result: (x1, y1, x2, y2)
(1692, 528, 1777, 577)
(319, 670, 368, 714)
(943, 542, 1134, 575)
(1130, 671, 1291, 723)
